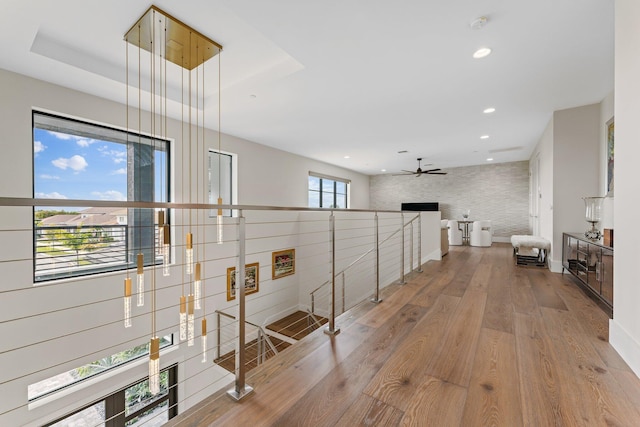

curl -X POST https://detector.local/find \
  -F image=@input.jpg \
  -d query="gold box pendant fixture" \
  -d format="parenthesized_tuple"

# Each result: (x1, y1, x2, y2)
(124, 5, 222, 70)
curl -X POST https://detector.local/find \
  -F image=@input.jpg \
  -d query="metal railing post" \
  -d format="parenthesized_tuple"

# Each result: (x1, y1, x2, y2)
(227, 210, 253, 400)
(325, 212, 340, 336)
(417, 213, 423, 272)
(400, 213, 406, 284)
(258, 329, 264, 365)
(341, 272, 346, 313)
(371, 212, 382, 303)
(216, 311, 221, 361)
(410, 221, 414, 271)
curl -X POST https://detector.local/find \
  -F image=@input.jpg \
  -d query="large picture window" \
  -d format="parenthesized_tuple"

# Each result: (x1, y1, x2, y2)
(33, 111, 170, 282)
(44, 364, 177, 427)
(28, 335, 173, 401)
(308, 173, 349, 209)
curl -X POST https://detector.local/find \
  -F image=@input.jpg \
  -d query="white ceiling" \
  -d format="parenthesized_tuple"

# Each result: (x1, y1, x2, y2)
(0, 0, 614, 176)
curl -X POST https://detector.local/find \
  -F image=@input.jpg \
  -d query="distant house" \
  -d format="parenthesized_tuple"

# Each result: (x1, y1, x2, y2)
(37, 207, 129, 241)
(40, 207, 128, 227)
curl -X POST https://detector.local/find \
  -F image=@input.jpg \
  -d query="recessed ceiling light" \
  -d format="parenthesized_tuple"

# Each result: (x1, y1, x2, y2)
(344, 155, 350, 159)
(487, 158, 494, 161)
(381, 169, 386, 172)
(483, 107, 496, 114)
(473, 48, 492, 59)
(480, 135, 490, 140)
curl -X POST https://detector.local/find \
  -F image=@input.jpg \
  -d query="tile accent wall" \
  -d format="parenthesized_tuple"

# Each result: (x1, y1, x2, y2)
(370, 161, 531, 238)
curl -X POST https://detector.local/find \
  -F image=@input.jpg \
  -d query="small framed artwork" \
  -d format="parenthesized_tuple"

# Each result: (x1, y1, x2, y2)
(272, 248, 295, 280)
(226, 262, 259, 301)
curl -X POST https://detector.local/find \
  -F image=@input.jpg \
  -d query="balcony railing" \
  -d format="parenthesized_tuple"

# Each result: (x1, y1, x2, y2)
(34, 223, 164, 282)
(0, 197, 438, 426)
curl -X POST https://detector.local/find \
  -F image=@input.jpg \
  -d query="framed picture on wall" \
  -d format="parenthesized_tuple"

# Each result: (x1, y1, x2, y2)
(226, 263, 259, 301)
(607, 117, 614, 195)
(272, 248, 295, 280)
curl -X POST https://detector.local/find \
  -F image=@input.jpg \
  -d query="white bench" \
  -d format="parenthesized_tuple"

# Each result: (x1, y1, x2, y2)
(511, 235, 551, 267)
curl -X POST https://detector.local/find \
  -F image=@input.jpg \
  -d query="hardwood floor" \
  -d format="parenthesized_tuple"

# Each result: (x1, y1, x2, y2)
(167, 243, 640, 427)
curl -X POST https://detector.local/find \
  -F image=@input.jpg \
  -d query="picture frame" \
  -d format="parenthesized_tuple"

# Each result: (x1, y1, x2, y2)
(606, 117, 614, 196)
(272, 248, 295, 280)
(226, 262, 259, 301)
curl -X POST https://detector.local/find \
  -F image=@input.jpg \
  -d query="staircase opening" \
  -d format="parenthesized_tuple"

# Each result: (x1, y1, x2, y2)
(214, 311, 327, 374)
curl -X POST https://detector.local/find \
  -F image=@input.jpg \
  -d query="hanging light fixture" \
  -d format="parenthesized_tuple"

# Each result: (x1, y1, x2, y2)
(217, 52, 224, 244)
(188, 294, 195, 346)
(179, 295, 187, 340)
(125, 5, 222, 393)
(124, 277, 132, 328)
(194, 261, 202, 309)
(201, 317, 207, 363)
(159, 211, 171, 276)
(136, 253, 144, 307)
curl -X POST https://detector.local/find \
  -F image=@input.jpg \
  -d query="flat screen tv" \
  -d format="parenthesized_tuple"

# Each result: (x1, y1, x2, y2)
(401, 202, 439, 211)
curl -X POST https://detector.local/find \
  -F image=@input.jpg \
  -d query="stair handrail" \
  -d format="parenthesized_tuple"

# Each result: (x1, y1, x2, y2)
(215, 309, 279, 364)
(309, 214, 420, 313)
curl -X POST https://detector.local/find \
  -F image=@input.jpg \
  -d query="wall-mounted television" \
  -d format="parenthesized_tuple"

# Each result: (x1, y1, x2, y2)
(401, 202, 439, 211)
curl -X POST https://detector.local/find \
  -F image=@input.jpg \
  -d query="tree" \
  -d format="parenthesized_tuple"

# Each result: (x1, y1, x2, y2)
(51, 226, 101, 265)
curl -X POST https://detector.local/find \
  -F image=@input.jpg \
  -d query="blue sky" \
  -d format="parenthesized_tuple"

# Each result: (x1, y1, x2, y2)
(34, 129, 128, 203)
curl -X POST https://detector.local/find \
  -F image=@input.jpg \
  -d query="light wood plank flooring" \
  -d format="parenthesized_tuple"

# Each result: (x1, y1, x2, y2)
(167, 243, 640, 427)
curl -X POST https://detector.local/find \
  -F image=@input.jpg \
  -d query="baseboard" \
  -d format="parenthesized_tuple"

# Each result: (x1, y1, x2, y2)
(610, 319, 640, 378)
(423, 248, 441, 265)
(548, 259, 563, 273)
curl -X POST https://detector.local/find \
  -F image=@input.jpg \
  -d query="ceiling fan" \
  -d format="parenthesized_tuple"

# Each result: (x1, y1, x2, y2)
(393, 158, 447, 177)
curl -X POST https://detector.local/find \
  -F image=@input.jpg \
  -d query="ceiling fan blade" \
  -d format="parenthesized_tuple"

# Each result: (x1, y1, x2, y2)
(423, 168, 441, 173)
(392, 173, 414, 176)
(426, 172, 447, 175)
(400, 170, 416, 173)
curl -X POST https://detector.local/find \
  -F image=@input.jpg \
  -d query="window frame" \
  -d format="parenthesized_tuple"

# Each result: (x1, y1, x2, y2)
(32, 110, 171, 283)
(308, 172, 350, 209)
(28, 335, 174, 402)
(208, 149, 237, 217)
(43, 364, 178, 427)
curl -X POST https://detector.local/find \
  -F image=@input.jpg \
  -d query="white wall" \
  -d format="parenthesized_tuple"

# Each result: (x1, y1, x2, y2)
(552, 104, 601, 268)
(0, 67, 372, 426)
(227, 132, 370, 208)
(370, 161, 530, 239)
(529, 103, 602, 271)
(529, 118, 554, 250)
(610, 0, 640, 378)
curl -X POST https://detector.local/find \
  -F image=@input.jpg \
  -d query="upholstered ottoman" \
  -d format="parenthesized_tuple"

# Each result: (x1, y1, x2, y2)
(511, 235, 551, 267)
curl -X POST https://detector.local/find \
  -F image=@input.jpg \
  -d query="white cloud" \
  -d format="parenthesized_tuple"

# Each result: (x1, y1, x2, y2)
(34, 140, 46, 154)
(76, 139, 94, 147)
(48, 131, 74, 140)
(39, 174, 60, 180)
(35, 192, 68, 199)
(91, 190, 126, 201)
(52, 155, 88, 172)
(47, 131, 96, 146)
(98, 146, 127, 163)
(111, 168, 127, 175)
